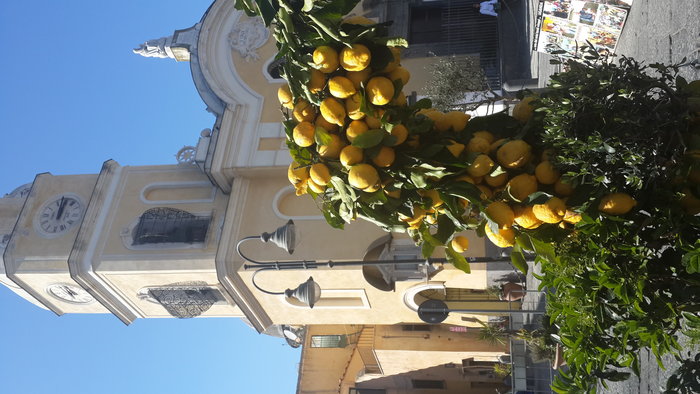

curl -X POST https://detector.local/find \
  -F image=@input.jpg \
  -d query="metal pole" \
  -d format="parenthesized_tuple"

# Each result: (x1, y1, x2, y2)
(242, 255, 513, 270)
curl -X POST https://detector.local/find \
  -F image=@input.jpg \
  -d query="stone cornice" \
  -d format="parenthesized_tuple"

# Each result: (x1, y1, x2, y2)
(68, 160, 140, 325)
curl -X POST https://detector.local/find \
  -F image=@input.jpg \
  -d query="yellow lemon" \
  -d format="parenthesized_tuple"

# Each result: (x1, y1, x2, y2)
(392, 91, 408, 106)
(317, 134, 345, 159)
(485, 172, 508, 187)
(477, 185, 493, 200)
(320, 97, 346, 126)
(431, 111, 452, 132)
(485, 201, 515, 229)
(497, 140, 532, 169)
(490, 138, 507, 153)
(467, 154, 495, 177)
(366, 76, 395, 106)
(447, 140, 465, 157)
(365, 109, 385, 128)
(512, 96, 538, 123)
(308, 69, 326, 94)
(513, 205, 543, 229)
(563, 209, 582, 224)
(328, 76, 357, 99)
(382, 46, 402, 73)
(346, 93, 364, 120)
(348, 163, 379, 190)
(420, 109, 443, 128)
(420, 189, 443, 208)
(506, 174, 537, 201)
(451, 236, 470, 253)
(346, 68, 372, 89)
(388, 66, 410, 86)
(535, 161, 560, 185)
(294, 179, 309, 196)
(598, 193, 637, 215)
(473, 130, 495, 144)
(445, 111, 470, 132)
(340, 145, 363, 167)
(533, 197, 567, 223)
(315, 114, 338, 133)
(277, 84, 294, 109)
(341, 15, 375, 25)
(309, 163, 332, 186)
(372, 146, 395, 167)
(540, 148, 555, 162)
(307, 178, 326, 194)
(554, 178, 575, 197)
(390, 124, 408, 146)
(288, 161, 309, 185)
(293, 99, 316, 122)
(313, 45, 339, 73)
(340, 44, 371, 72)
(346, 120, 369, 142)
(456, 175, 476, 184)
(293, 121, 316, 147)
(484, 225, 516, 248)
(467, 136, 491, 154)
(405, 134, 420, 149)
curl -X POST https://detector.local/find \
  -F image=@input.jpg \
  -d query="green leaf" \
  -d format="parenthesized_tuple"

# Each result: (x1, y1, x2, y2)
(435, 214, 456, 244)
(301, 0, 314, 12)
(314, 126, 332, 146)
(446, 247, 471, 274)
(511, 243, 529, 274)
(352, 129, 386, 148)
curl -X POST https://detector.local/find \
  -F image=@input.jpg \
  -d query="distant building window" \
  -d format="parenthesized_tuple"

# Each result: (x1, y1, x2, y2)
(411, 379, 446, 389)
(349, 389, 386, 394)
(409, 3, 444, 44)
(132, 207, 210, 245)
(310, 335, 348, 348)
(402, 324, 431, 331)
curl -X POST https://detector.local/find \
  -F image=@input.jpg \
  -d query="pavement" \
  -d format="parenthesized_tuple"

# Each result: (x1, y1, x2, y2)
(496, 1, 700, 392)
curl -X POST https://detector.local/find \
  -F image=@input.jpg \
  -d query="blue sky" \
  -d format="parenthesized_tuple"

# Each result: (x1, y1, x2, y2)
(0, 2, 300, 393)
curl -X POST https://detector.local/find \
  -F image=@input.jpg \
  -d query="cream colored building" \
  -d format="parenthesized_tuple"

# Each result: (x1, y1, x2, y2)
(0, 1, 517, 392)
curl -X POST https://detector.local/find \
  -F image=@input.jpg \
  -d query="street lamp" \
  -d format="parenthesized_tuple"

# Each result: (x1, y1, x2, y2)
(250, 269, 321, 308)
(417, 299, 546, 324)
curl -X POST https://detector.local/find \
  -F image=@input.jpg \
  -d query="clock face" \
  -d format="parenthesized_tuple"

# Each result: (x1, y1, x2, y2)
(35, 195, 84, 237)
(47, 283, 94, 304)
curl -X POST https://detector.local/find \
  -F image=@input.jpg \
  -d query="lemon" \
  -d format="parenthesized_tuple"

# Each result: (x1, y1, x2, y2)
(456, 175, 476, 184)
(535, 161, 560, 185)
(554, 178, 574, 197)
(384, 186, 401, 199)
(513, 205, 542, 229)
(420, 189, 443, 207)
(484, 225, 515, 248)
(477, 185, 494, 200)
(473, 130, 495, 144)
(420, 110, 444, 129)
(308, 69, 326, 94)
(307, 178, 327, 194)
(366, 76, 395, 106)
(563, 209, 582, 224)
(310, 163, 332, 185)
(598, 193, 637, 215)
(451, 236, 470, 253)
(447, 140, 465, 157)
(540, 148, 555, 162)
(328, 76, 357, 99)
(390, 124, 408, 146)
(382, 47, 402, 73)
(346, 120, 369, 142)
(340, 145, 363, 167)
(467, 154, 495, 177)
(365, 109, 385, 128)
(372, 146, 395, 167)
(294, 179, 309, 196)
(317, 134, 345, 159)
(288, 161, 310, 185)
(277, 84, 294, 109)
(293, 99, 316, 122)
(680, 188, 700, 214)
(320, 97, 346, 126)
(340, 44, 371, 72)
(392, 91, 407, 106)
(315, 114, 338, 133)
(346, 68, 372, 89)
(364, 183, 380, 193)
(388, 66, 410, 86)
(405, 135, 420, 149)
(533, 197, 567, 223)
(348, 163, 379, 190)
(485, 172, 508, 187)
(497, 140, 532, 169)
(485, 201, 515, 229)
(467, 137, 491, 154)
(512, 96, 538, 123)
(346, 93, 364, 120)
(313, 45, 339, 73)
(445, 111, 470, 132)
(293, 121, 316, 147)
(490, 138, 507, 153)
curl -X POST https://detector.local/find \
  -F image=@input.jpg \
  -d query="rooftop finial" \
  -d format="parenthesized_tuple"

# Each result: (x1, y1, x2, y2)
(133, 36, 175, 59)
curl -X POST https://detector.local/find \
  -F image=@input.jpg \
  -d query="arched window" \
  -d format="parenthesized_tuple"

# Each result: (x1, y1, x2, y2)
(132, 208, 210, 245)
(264, 57, 286, 82)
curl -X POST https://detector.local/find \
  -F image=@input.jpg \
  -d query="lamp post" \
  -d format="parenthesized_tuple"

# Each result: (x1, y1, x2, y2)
(236, 220, 516, 311)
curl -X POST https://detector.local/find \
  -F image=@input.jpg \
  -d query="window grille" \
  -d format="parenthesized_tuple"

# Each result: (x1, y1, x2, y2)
(402, 324, 432, 332)
(310, 335, 348, 348)
(147, 285, 224, 319)
(132, 207, 210, 245)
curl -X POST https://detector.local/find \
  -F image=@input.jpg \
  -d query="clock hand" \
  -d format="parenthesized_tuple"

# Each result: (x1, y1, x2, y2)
(56, 197, 67, 220)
